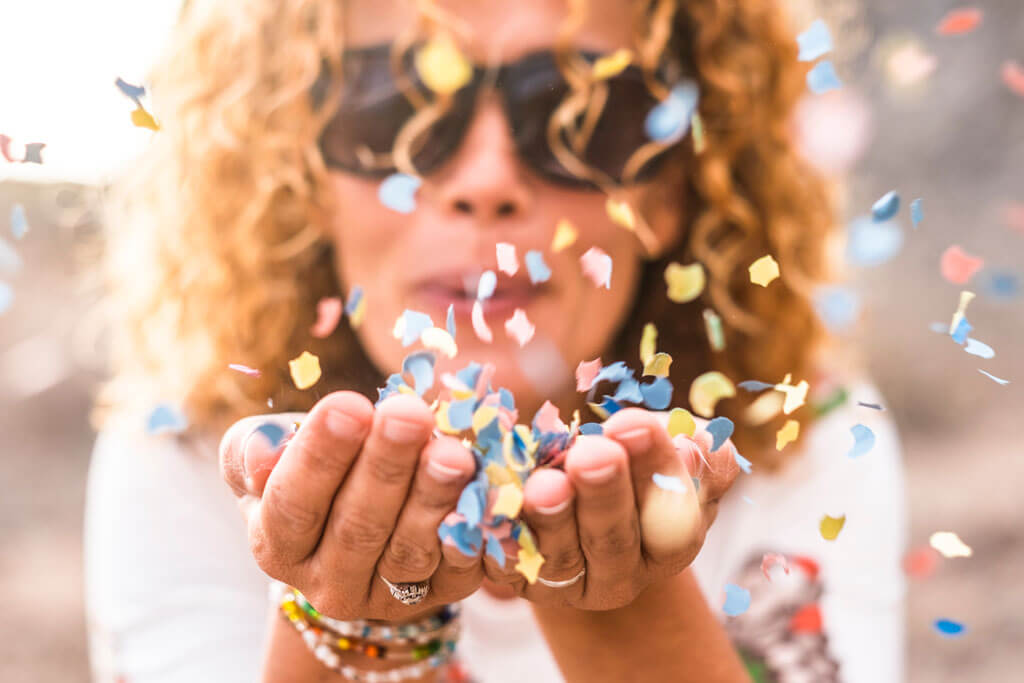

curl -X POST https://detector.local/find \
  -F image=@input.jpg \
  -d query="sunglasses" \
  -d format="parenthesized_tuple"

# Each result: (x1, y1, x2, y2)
(317, 42, 689, 189)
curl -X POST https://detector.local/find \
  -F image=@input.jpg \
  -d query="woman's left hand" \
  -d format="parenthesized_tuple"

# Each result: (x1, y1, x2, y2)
(483, 407, 740, 610)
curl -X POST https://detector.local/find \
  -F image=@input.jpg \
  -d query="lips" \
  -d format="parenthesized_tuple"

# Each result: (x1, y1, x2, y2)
(412, 270, 550, 318)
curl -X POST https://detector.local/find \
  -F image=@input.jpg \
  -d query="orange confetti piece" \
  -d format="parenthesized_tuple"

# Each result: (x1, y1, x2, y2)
(819, 514, 845, 541)
(664, 262, 705, 303)
(940, 245, 984, 284)
(936, 8, 982, 36)
(903, 546, 940, 578)
(288, 351, 322, 390)
(748, 254, 780, 287)
(775, 419, 800, 450)
(311, 297, 343, 338)
(1001, 60, 1024, 97)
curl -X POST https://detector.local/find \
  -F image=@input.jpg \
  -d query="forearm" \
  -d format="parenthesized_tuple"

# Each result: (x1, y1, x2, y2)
(531, 569, 750, 683)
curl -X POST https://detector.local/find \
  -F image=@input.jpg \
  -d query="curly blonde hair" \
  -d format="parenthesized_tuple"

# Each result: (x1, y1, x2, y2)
(96, 0, 835, 469)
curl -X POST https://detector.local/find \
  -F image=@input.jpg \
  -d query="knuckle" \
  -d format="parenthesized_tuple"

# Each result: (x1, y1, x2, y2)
(263, 481, 321, 535)
(582, 522, 641, 559)
(367, 452, 416, 487)
(249, 527, 290, 580)
(333, 508, 392, 555)
(291, 434, 350, 480)
(385, 536, 438, 576)
(545, 545, 584, 575)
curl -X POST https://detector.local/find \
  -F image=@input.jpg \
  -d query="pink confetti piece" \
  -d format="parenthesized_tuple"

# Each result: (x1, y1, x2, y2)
(761, 553, 791, 581)
(940, 245, 984, 284)
(575, 358, 602, 392)
(504, 308, 536, 347)
(1003, 202, 1024, 234)
(228, 363, 261, 377)
(496, 242, 519, 276)
(580, 246, 612, 289)
(471, 299, 493, 342)
(1002, 60, 1024, 97)
(936, 8, 982, 36)
(310, 296, 343, 338)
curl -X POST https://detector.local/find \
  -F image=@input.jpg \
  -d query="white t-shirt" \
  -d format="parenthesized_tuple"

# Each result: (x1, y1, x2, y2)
(84, 388, 906, 682)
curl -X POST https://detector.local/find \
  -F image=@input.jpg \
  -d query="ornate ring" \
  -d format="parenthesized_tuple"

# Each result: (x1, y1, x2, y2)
(379, 576, 430, 606)
(537, 568, 586, 589)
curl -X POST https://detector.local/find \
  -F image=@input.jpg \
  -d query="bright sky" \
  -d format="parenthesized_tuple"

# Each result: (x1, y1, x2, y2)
(0, 0, 182, 185)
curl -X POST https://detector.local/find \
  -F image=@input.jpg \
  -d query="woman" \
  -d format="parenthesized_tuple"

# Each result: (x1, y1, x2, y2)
(84, 0, 906, 681)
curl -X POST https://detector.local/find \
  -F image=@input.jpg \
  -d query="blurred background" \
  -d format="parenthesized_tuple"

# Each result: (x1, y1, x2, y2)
(1, 1, 1021, 681)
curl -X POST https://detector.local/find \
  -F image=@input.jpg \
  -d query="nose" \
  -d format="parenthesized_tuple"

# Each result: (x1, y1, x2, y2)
(432, 93, 533, 221)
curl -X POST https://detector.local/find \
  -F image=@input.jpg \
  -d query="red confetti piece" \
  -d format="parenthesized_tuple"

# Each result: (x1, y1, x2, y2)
(789, 604, 823, 634)
(903, 546, 940, 579)
(1001, 60, 1024, 97)
(310, 296, 343, 338)
(761, 552, 791, 581)
(940, 245, 984, 284)
(790, 555, 820, 579)
(936, 8, 982, 36)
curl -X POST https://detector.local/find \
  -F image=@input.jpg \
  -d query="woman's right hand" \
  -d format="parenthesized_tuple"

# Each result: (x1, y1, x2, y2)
(218, 391, 483, 621)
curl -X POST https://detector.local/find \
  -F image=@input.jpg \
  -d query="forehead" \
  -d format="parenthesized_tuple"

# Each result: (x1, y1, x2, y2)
(343, 0, 638, 59)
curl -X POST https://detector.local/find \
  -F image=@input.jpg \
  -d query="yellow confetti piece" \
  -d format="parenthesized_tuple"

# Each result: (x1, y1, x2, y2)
(774, 374, 810, 415)
(551, 218, 578, 252)
(929, 531, 973, 558)
(288, 351, 321, 390)
(516, 548, 545, 584)
(688, 371, 736, 418)
(130, 106, 159, 131)
(492, 483, 524, 519)
(420, 327, 457, 358)
(434, 401, 461, 435)
(745, 390, 784, 426)
(749, 254, 780, 287)
(949, 290, 976, 334)
(484, 463, 518, 487)
(664, 262, 705, 303)
(691, 112, 706, 154)
(775, 419, 800, 450)
(667, 407, 696, 438)
(592, 48, 633, 79)
(643, 352, 673, 377)
(639, 322, 657, 366)
(517, 524, 539, 555)
(349, 296, 366, 328)
(588, 402, 611, 420)
(472, 405, 498, 434)
(605, 197, 636, 230)
(819, 514, 845, 541)
(413, 33, 473, 95)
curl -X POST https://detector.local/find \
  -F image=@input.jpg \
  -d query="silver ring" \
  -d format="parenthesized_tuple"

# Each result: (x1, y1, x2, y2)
(380, 576, 430, 605)
(537, 568, 586, 589)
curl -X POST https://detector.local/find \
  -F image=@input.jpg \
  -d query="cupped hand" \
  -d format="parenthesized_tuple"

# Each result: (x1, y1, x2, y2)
(219, 391, 485, 621)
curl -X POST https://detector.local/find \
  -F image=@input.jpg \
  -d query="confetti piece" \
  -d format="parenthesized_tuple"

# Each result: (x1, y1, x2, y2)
(446, 397, 475, 431)
(903, 546, 939, 579)
(551, 218, 578, 252)
(963, 337, 994, 359)
(592, 48, 633, 80)
(667, 408, 696, 438)
(748, 255, 780, 287)
(911, 198, 924, 229)
(253, 423, 287, 450)
(940, 245, 984, 285)
(664, 262, 705, 303)
(311, 297, 343, 338)
(0, 238, 22, 273)
(761, 553, 790, 581)
(579, 422, 603, 435)
(734, 450, 753, 474)
(394, 309, 434, 347)
(639, 322, 657, 366)
(933, 619, 966, 637)
(951, 317, 972, 345)
(289, 351, 322, 390)
(705, 417, 734, 452)
(477, 270, 497, 300)
(496, 242, 518, 276)
(858, 402, 884, 411)
(485, 534, 506, 566)
(580, 246, 613, 289)
(504, 308, 535, 347)
(130, 106, 160, 131)
(414, 33, 473, 95)
(22, 143, 45, 164)
(446, 303, 456, 338)
(814, 285, 860, 333)
(691, 112, 706, 154)
(604, 198, 635, 230)
(689, 371, 736, 418)
(936, 8, 982, 36)
(643, 352, 672, 377)
(797, 19, 833, 62)
(872, 191, 901, 222)
(846, 215, 904, 267)
(515, 547, 545, 584)
(979, 269, 1021, 300)
(145, 403, 188, 435)
(652, 473, 687, 493)
(378, 173, 421, 213)
(930, 531, 973, 558)
(886, 41, 938, 88)
(639, 376, 673, 410)
(807, 60, 842, 94)
(776, 419, 800, 450)
(1002, 60, 1024, 97)
(10, 204, 28, 239)
(819, 514, 845, 541)
(115, 77, 146, 102)
(949, 290, 976, 335)
(738, 380, 775, 392)
(524, 250, 552, 284)
(774, 374, 810, 414)
(421, 327, 458, 358)
(575, 358, 602, 392)
(345, 286, 366, 328)
(228, 363, 261, 377)
(491, 483, 524, 519)
(722, 584, 751, 616)
(702, 309, 725, 351)
(471, 300, 493, 342)
(789, 604, 823, 634)
(644, 81, 699, 144)
(847, 424, 875, 458)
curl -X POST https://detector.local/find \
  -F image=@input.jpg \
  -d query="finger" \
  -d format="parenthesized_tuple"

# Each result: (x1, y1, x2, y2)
(318, 393, 434, 593)
(257, 392, 373, 567)
(519, 468, 585, 604)
(602, 409, 701, 566)
(376, 436, 475, 584)
(219, 413, 302, 498)
(564, 435, 643, 604)
(691, 426, 741, 505)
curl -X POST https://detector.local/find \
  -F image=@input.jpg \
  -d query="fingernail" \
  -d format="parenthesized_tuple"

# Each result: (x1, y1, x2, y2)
(578, 463, 617, 483)
(615, 427, 652, 454)
(536, 499, 570, 515)
(427, 458, 465, 483)
(384, 416, 427, 443)
(326, 409, 366, 439)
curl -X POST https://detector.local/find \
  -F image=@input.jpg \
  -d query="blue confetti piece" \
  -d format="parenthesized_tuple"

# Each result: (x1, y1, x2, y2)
(498, 387, 515, 410)
(598, 396, 622, 415)
(10, 204, 28, 240)
(734, 449, 753, 474)
(847, 423, 875, 458)
(447, 396, 476, 431)
(446, 303, 456, 338)
(0, 282, 13, 315)
(846, 215, 904, 267)
(579, 422, 603, 435)
(399, 309, 433, 346)
(964, 338, 995, 359)
(0, 237, 22, 274)
(594, 361, 631, 385)
(115, 77, 146, 102)
(439, 521, 483, 557)
(928, 322, 948, 334)
(476, 270, 497, 300)
(639, 376, 673, 410)
(814, 285, 860, 332)
(401, 350, 436, 395)
(706, 416, 734, 452)
(145, 403, 188, 435)
(378, 173, 422, 214)
(23, 143, 44, 164)
(979, 269, 1020, 300)
(797, 19, 833, 62)
(871, 191, 901, 222)
(524, 250, 552, 284)
(344, 285, 363, 315)
(644, 80, 699, 143)
(978, 369, 1009, 385)
(254, 422, 287, 449)
(807, 60, 842, 94)
(738, 380, 775, 392)
(723, 583, 751, 616)
(910, 198, 924, 229)
(933, 619, 966, 637)
(612, 376, 643, 404)
(457, 480, 486, 527)
(456, 362, 482, 389)
(951, 317, 972, 345)
(652, 473, 687, 493)
(485, 534, 506, 566)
